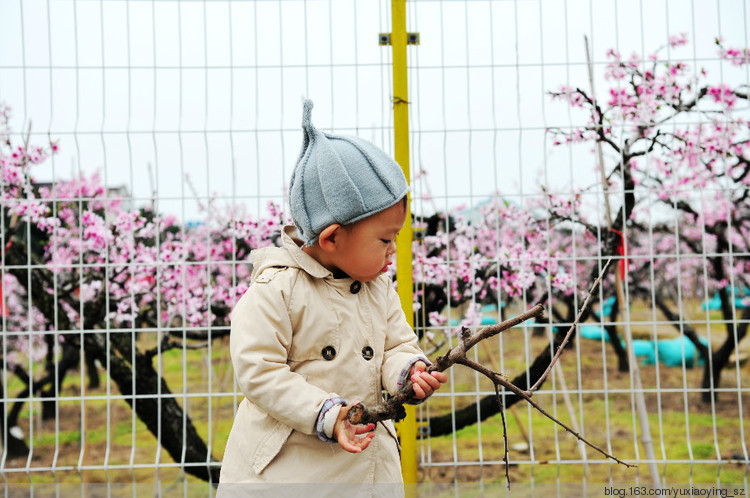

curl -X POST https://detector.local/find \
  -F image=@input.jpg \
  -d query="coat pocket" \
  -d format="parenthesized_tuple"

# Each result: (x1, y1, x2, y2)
(250, 418, 294, 475)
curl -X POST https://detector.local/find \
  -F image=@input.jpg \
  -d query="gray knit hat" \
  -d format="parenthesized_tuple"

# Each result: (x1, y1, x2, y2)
(289, 99, 409, 246)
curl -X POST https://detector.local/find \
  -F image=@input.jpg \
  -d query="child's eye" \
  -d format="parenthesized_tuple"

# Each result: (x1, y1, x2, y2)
(381, 239, 391, 244)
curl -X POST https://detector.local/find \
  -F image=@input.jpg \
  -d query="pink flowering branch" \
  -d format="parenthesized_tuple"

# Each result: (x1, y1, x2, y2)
(548, 36, 750, 403)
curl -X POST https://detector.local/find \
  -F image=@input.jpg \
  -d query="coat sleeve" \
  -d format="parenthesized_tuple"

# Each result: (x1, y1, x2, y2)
(380, 279, 429, 396)
(230, 269, 339, 435)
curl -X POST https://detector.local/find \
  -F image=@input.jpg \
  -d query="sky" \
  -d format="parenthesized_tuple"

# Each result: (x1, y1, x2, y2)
(1, 0, 749, 222)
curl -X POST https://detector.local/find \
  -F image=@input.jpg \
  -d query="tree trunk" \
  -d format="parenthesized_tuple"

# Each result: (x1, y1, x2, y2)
(701, 306, 750, 403)
(0, 381, 30, 459)
(603, 300, 629, 372)
(86, 349, 100, 389)
(85, 331, 221, 483)
(41, 343, 80, 420)
(3, 246, 220, 482)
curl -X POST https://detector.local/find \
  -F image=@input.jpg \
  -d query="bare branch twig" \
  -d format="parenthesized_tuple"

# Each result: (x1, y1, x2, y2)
(526, 258, 611, 394)
(347, 258, 633, 485)
(347, 303, 546, 425)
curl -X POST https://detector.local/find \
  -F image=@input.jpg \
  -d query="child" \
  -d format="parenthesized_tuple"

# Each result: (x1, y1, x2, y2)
(219, 99, 447, 485)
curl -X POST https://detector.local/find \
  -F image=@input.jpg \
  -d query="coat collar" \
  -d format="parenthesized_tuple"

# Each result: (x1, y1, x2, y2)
(281, 225, 334, 280)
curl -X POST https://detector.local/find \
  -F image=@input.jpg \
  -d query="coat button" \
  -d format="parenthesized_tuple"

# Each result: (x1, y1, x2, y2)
(350, 281, 361, 294)
(322, 346, 336, 360)
(362, 346, 374, 361)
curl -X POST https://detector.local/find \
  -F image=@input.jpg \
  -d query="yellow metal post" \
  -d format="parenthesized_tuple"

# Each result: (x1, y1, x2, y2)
(390, 0, 418, 488)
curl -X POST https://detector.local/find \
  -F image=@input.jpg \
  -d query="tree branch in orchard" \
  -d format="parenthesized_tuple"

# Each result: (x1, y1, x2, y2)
(348, 304, 546, 424)
(349, 259, 635, 476)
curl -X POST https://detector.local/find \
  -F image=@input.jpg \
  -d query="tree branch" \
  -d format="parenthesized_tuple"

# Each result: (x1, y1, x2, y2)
(348, 259, 632, 485)
(145, 335, 210, 361)
(526, 259, 610, 394)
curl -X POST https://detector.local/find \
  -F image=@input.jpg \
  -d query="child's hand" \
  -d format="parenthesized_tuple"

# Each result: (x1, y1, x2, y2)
(410, 361, 448, 399)
(334, 403, 376, 453)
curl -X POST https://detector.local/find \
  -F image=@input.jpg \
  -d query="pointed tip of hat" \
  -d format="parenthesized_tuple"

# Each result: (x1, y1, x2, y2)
(301, 98, 314, 134)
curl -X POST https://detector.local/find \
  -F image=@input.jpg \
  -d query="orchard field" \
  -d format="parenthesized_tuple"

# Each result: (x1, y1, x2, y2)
(1, 298, 748, 485)
(1, 32, 749, 487)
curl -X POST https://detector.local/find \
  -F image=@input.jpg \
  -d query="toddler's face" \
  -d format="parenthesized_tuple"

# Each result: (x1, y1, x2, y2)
(333, 201, 407, 282)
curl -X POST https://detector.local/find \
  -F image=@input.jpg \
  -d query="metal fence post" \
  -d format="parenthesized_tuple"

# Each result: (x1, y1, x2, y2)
(390, 0, 418, 487)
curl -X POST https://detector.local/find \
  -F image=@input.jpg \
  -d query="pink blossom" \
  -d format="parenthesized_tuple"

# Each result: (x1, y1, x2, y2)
(720, 45, 750, 66)
(707, 85, 737, 108)
(669, 33, 689, 48)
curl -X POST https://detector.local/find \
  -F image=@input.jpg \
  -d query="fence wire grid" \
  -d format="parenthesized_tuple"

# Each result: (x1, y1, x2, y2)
(1, 0, 749, 494)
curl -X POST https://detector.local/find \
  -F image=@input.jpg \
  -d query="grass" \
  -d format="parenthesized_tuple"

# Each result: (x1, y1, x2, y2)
(2, 299, 749, 486)
(415, 302, 750, 485)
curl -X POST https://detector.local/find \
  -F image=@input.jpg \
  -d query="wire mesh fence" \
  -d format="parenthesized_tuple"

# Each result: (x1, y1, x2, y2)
(0, 0, 749, 494)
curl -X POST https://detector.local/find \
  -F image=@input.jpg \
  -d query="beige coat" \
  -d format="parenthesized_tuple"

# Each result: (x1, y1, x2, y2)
(219, 226, 425, 484)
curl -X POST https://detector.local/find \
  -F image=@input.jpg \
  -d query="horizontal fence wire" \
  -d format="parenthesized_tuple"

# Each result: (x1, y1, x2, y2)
(0, 0, 749, 495)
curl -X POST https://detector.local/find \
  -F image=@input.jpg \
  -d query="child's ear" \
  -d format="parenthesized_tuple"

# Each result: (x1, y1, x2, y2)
(317, 224, 341, 253)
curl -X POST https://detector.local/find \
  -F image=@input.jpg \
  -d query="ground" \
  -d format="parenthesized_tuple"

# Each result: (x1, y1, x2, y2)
(2, 300, 749, 487)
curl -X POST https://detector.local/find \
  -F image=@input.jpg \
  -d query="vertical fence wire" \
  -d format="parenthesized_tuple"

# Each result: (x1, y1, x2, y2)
(641, 0, 666, 479)
(152, 0, 164, 483)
